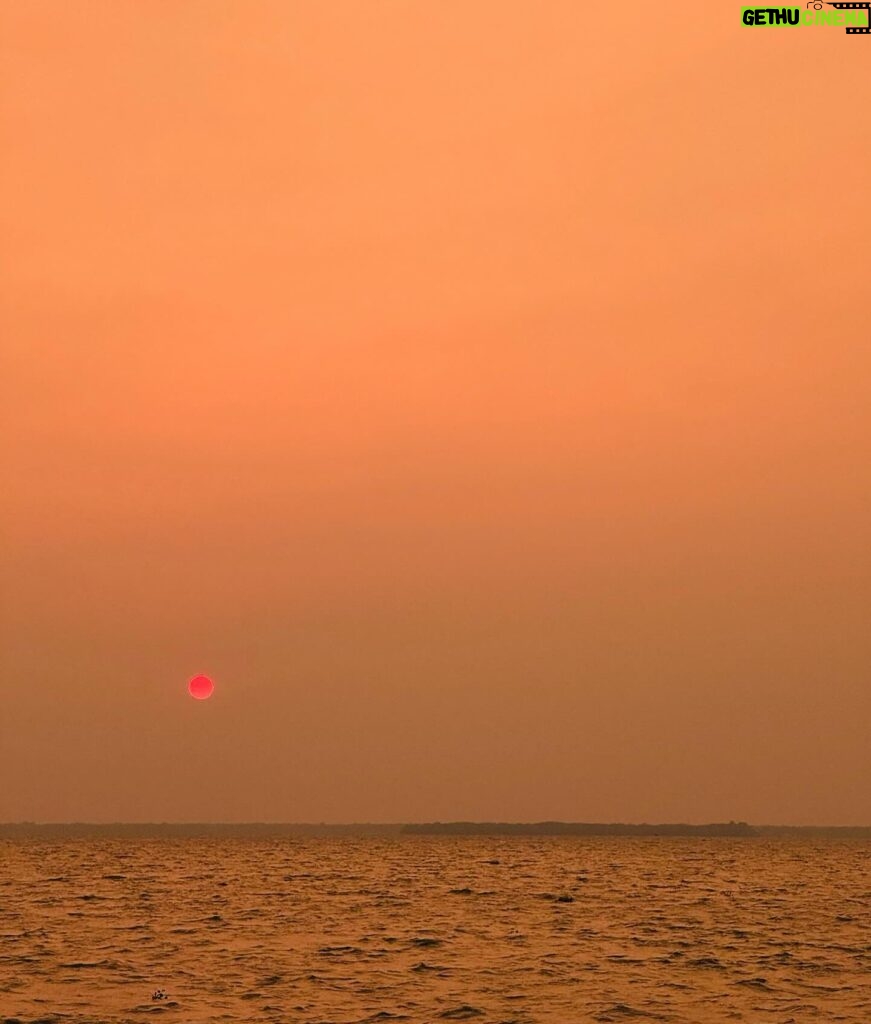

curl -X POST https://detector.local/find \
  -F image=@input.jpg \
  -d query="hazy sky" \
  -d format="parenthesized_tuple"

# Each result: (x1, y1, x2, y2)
(2, 2, 869, 825)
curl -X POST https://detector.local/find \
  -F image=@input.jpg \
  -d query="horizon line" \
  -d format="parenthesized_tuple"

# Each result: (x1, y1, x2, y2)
(4, 819, 871, 829)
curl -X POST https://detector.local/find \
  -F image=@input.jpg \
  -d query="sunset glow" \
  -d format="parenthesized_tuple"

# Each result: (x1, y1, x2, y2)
(1, 1, 869, 827)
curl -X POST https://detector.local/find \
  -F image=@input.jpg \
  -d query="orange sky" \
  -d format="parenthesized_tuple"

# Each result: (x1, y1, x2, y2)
(2, 1, 869, 824)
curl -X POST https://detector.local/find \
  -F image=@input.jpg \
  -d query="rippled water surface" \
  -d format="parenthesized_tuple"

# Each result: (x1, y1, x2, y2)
(2, 837, 870, 1023)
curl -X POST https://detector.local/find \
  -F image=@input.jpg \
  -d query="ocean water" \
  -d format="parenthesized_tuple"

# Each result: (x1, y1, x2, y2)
(1, 836, 870, 1023)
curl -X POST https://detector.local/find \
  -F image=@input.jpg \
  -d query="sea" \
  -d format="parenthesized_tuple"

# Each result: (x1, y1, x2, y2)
(2, 836, 870, 1023)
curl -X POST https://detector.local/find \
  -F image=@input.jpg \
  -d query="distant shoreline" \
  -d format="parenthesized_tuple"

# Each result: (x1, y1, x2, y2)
(2, 821, 871, 838)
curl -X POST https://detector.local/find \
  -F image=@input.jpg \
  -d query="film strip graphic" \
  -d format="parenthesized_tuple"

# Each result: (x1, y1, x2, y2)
(826, 1, 871, 33)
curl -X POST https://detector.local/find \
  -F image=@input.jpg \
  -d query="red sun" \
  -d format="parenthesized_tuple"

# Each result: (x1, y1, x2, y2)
(188, 675, 215, 700)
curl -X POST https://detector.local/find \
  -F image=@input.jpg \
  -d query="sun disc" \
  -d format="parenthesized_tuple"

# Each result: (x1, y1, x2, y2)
(188, 674, 214, 700)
